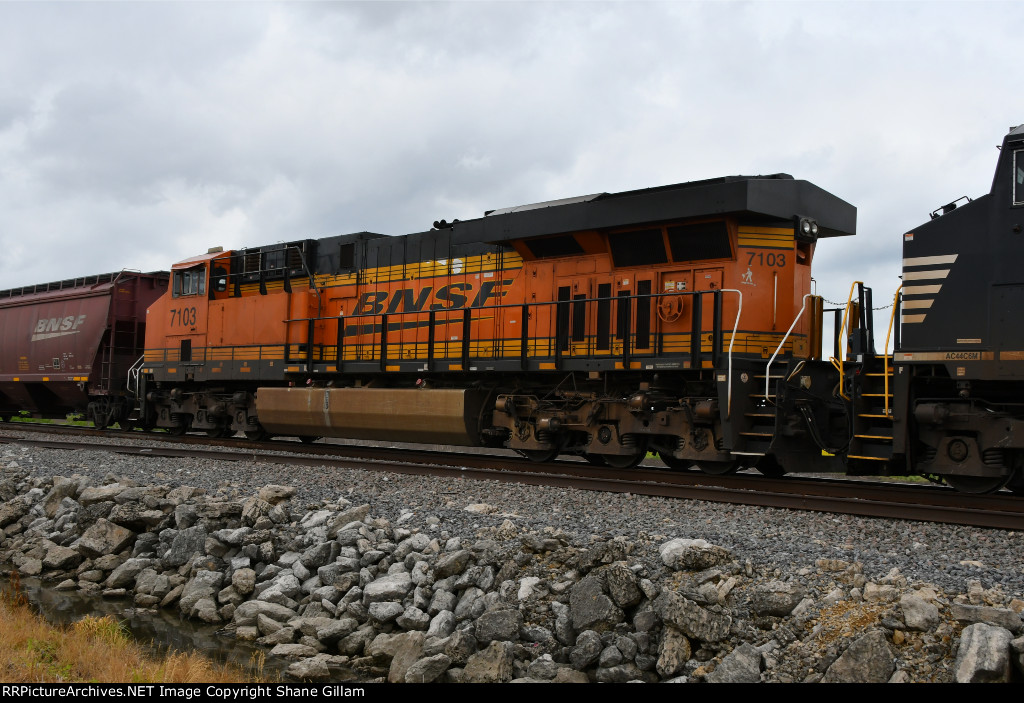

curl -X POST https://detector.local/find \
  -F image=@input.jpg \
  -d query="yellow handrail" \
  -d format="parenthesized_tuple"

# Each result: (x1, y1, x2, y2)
(882, 285, 902, 416)
(829, 281, 862, 400)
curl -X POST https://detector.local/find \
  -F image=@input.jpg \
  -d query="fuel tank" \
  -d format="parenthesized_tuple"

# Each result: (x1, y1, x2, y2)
(255, 387, 487, 445)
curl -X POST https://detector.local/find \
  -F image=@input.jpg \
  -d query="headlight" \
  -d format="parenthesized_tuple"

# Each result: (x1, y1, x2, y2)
(795, 216, 819, 242)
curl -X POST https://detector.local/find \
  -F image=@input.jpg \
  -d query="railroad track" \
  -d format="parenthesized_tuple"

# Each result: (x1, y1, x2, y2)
(1, 422, 1022, 531)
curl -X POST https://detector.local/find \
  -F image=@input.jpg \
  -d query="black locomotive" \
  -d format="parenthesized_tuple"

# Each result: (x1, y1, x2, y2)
(774, 124, 1024, 493)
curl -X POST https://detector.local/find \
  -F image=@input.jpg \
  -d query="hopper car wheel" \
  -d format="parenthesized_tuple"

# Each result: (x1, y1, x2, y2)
(658, 452, 694, 471)
(206, 428, 235, 438)
(582, 453, 607, 466)
(517, 449, 559, 463)
(695, 460, 738, 475)
(299, 436, 321, 444)
(601, 437, 648, 469)
(90, 410, 110, 430)
(602, 452, 646, 469)
(943, 473, 1011, 494)
(167, 425, 188, 437)
(245, 429, 269, 441)
(118, 420, 136, 432)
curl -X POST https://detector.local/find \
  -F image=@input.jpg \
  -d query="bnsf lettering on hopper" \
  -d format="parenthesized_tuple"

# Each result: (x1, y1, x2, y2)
(31, 314, 89, 340)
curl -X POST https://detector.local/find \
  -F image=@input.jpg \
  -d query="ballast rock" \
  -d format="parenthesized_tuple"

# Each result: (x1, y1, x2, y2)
(1, 459, 1023, 683)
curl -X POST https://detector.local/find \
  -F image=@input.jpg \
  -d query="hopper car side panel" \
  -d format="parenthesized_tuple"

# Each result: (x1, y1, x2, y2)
(0, 272, 167, 421)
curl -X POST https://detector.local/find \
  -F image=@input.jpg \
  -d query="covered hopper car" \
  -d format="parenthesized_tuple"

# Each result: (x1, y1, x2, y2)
(0, 271, 168, 428)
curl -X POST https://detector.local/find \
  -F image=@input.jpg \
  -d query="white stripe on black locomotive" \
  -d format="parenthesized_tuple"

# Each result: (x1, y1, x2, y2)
(901, 254, 957, 324)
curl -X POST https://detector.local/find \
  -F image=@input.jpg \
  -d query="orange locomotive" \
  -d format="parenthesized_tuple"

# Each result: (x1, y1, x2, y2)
(138, 174, 855, 472)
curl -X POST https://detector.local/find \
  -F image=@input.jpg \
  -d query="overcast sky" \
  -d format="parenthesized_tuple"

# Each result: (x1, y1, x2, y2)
(1, 0, 1021, 311)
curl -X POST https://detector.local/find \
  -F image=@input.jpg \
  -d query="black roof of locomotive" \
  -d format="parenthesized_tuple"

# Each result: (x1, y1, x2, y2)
(449, 173, 857, 245)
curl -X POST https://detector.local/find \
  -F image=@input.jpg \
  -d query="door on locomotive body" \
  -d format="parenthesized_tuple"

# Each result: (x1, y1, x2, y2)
(656, 270, 695, 355)
(569, 273, 656, 360)
(554, 275, 592, 358)
(166, 262, 210, 367)
(205, 256, 230, 350)
(437, 240, 470, 364)
(619, 274, 655, 356)
(693, 267, 724, 365)
(589, 276, 619, 358)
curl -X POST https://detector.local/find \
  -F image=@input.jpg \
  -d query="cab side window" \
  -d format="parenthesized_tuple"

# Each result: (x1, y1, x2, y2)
(1015, 149, 1024, 206)
(172, 266, 207, 298)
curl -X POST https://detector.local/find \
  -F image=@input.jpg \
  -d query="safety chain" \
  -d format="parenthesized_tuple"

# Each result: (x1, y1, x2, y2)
(821, 297, 894, 310)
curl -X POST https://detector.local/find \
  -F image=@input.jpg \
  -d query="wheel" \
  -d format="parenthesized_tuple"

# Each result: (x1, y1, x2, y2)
(581, 453, 607, 466)
(602, 452, 645, 469)
(90, 408, 110, 430)
(118, 420, 136, 432)
(298, 436, 321, 444)
(245, 429, 269, 441)
(658, 452, 694, 471)
(944, 474, 1011, 494)
(517, 449, 559, 463)
(167, 424, 188, 437)
(695, 460, 738, 475)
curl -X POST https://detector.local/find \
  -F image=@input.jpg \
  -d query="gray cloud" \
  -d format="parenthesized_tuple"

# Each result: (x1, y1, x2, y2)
(0, 0, 1020, 311)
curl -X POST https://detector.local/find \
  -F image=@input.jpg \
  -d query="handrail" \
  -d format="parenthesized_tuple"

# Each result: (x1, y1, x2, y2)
(288, 288, 745, 411)
(829, 281, 862, 400)
(720, 289, 743, 417)
(126, 355, 145, 399)
(764, 293, 812, 402)
(882, 285, 902, 416)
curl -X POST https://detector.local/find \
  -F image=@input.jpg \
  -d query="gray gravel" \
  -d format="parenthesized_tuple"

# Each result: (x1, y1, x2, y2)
(2, 429, 1022, 601)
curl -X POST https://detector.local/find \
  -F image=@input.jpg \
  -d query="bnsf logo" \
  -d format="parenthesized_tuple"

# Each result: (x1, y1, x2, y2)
(354, 280, 514, 315)
(31, 314, 88, 342)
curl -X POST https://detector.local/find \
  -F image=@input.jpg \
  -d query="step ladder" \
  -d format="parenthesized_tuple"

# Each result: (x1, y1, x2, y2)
(847, 355, 895, 462)
(739, 373, 783, 454)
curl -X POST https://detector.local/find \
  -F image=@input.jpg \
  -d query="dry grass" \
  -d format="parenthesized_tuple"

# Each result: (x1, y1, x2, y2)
(0, 572, 270, 684)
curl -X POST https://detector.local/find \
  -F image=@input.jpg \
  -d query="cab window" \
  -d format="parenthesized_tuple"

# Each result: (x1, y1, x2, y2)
(1015, 149, 1024, 206)
(172, 266, 207, 298)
